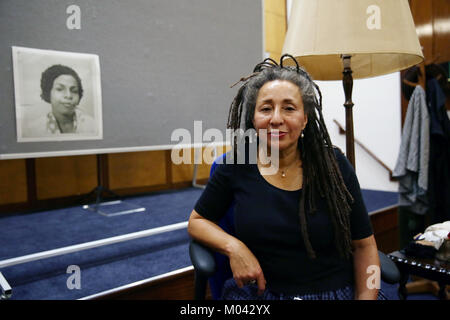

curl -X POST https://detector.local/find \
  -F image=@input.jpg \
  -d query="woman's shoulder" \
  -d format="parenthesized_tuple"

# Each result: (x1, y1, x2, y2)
(331, 146, 355, 177)
(210, 151, 254, 177)
(76, 109, 98, 133)
(332, 146, 346, 162)
(211, 151, 237, 172)
(21, 112, 52, 137)
(76, 109, 95, 122)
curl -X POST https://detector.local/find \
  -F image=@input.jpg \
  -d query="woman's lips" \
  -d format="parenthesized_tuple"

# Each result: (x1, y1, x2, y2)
(268, 132, 287, 138)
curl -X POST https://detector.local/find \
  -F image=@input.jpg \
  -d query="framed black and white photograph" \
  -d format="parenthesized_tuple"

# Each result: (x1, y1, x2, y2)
(12, 46, 103, 142)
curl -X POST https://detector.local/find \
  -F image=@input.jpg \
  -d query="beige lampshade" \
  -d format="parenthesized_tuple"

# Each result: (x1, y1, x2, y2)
(282, 0, 424, 80)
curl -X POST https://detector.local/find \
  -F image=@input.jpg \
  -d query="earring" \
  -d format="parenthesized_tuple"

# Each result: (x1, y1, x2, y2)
(301, 131, 304, 138)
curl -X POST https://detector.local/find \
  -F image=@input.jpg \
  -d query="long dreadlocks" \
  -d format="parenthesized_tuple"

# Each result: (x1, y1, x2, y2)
(227, 54, 354, 259)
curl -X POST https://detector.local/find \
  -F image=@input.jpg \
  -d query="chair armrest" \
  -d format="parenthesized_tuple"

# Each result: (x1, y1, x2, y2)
(379, 250, 400, 284)
(189, 240, 216, 277)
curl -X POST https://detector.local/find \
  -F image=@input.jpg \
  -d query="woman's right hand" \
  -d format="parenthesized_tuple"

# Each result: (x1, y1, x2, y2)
(187, 210, 266, 295)
(228, 240, 266, 296)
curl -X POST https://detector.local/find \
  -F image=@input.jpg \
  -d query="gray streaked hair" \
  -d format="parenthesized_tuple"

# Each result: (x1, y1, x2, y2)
(241, 66, 320, 131)
(226, 56, 354, 260)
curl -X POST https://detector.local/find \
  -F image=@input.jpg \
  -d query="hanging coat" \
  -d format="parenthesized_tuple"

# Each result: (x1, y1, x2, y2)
(393, 85, 430, 215)
(426, 78, 450, 223)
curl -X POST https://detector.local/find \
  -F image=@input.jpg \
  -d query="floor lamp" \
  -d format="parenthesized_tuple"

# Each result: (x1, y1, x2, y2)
(282, 0, 423, 169)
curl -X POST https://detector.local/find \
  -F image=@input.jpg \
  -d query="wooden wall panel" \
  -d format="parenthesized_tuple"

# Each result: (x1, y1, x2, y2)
(409, 0, 434, 61)
(171, 148, 212, 184)
(264, 0, 287, 61)
(409, 0, 449, 63)
(108, 151, 167, 190)
(0, 159, 28, 205)
(264, 13, 287, 59)
(370, 207, 400, 253)
(402, 0, 450, 126)
(432, 0, 450, 63)
(35, 155, 97, 200)
(170, 145, 233, 184)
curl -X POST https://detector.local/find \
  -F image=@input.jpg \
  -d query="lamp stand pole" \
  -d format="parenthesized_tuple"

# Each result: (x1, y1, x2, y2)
(342, 55, 355, 169)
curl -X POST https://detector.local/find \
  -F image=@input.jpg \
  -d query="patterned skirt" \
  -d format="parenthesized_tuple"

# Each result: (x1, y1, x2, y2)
(221, 278, 388, 300)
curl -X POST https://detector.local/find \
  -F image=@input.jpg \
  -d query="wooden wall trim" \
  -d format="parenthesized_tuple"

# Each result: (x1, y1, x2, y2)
(84, 267, 200, 300)
(165, 150, 174, 189)
(25, 159, 37, 205)
(99, 154, 110, 189)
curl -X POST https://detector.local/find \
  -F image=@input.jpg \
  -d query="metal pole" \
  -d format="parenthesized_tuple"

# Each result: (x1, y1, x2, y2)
(342, 54, 355, 169)
(0, 221, 188, 269)
(0, 272, 12, 299)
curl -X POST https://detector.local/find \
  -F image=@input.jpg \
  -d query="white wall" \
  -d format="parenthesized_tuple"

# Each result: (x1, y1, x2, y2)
(286, 0, 401, 192)
(316, 74, 401, 192)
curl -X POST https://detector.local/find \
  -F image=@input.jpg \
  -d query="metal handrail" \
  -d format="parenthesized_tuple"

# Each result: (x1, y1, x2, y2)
(0, 221, 188, 269)
(0, 221, 188, 299)
(333, 119, 395, 181)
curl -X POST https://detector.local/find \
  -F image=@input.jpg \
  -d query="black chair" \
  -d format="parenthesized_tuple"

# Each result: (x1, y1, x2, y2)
(189, 154, 401, 300)
(190, 240, 401, 300)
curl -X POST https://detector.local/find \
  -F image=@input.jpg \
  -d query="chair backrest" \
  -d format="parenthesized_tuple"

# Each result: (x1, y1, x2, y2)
(208, 153, 235, 300)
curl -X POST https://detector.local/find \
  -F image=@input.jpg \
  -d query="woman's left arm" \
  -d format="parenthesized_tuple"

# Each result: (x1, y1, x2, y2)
(352, 235, 380, 300)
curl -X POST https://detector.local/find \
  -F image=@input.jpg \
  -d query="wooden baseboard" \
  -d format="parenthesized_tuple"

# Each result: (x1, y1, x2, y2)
(84, 267, 211, 300)
(370, 206, 399, 253)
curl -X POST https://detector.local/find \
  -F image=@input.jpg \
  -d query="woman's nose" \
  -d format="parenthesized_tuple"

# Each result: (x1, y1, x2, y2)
(64, 90, 73, 99)
(270, 108, 283, 126)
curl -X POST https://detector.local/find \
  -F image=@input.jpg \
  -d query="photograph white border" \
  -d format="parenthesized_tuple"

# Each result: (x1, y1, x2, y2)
(12, 46, 103, 142)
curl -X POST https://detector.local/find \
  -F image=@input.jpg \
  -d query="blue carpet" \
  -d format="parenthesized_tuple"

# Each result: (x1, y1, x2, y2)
(0, 187, 436, 300)
(0, 188, 203, 299)
(361, 189, 398, 212)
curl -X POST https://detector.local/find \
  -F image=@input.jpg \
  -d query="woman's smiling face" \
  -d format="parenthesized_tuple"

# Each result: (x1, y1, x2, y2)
(253, 80, 308, 151)
(50, 74, 80, 117)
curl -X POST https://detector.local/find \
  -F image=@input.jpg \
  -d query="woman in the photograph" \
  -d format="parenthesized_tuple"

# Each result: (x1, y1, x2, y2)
(24, 64, 96, 136)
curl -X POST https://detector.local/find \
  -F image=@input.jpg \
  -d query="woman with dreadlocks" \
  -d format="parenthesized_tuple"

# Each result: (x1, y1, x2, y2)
(188, 55, 386, 300)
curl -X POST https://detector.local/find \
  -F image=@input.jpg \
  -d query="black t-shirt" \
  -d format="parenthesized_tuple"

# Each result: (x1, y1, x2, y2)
(194, 147, 373, 295)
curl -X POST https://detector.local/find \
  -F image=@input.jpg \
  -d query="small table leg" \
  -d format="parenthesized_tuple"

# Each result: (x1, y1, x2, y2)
(398, 273, 409, 300)
(438, 282, 448, 300)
